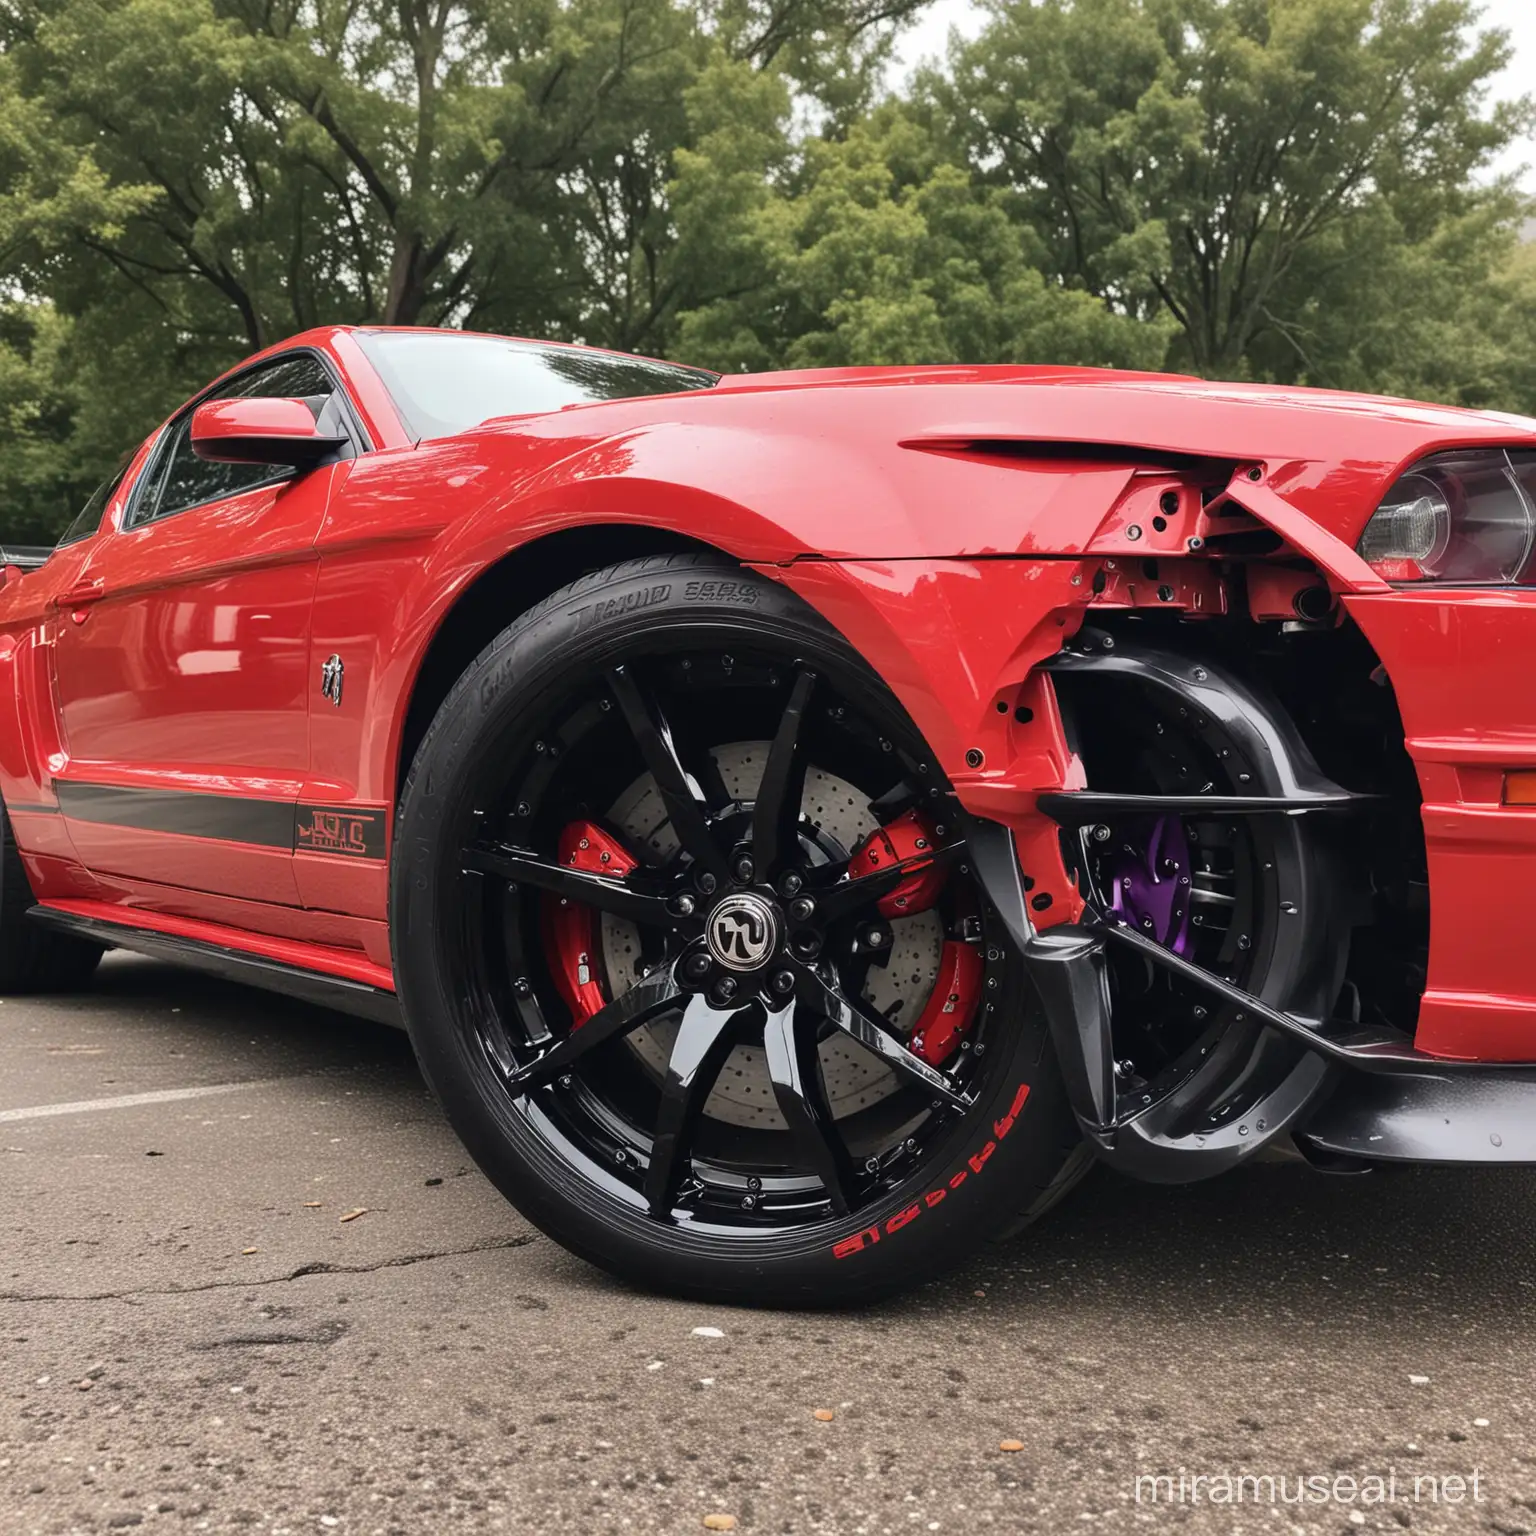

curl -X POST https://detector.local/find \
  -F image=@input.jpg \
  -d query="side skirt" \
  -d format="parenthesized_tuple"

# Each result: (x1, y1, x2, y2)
(28, 905, 403, 1029)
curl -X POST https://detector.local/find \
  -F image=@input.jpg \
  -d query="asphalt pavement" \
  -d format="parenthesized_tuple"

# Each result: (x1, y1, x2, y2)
(3, 953, 1536, 1535)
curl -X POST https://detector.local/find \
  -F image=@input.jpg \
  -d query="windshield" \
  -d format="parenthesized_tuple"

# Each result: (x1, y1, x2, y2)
(355, 331, 718, 441)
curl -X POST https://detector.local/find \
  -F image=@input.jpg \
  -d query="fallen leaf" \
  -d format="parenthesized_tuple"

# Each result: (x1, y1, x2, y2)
(302, 1201, 322, 1208)
(702, 1516, 737, 1532)
(1408, 1374, 1430, 1385)
(813, 1409, 835, 1422)
(75, 1380, 92, 1392)
(339, 1208, 368, 1223)
(691, 1326, 724, 1338)
(973, 1289, 986, 1298)
(1000, 1440, 1025, 1453)
(242, 1247, 258, 1256)
(425, 1177, 443, 1186)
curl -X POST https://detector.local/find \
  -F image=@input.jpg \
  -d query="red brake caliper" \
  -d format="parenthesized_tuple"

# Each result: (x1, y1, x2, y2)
(542, 822, 638, 1026)
(846, 808, 983, 1067)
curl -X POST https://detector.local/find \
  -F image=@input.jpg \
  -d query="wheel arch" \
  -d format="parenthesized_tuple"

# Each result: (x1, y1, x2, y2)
(392, 524, 731, 806)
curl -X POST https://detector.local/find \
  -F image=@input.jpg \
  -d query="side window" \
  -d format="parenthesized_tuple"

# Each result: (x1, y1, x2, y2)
(130, 354, 339, 528)
(55, 461, 131, 548)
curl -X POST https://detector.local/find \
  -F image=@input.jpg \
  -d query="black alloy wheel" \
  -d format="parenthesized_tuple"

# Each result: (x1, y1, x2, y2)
(392, 556, 1082, 1304)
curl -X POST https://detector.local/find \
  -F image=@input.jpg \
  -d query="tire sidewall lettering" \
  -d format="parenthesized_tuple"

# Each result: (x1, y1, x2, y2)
(831, 1083, 1032, 1260)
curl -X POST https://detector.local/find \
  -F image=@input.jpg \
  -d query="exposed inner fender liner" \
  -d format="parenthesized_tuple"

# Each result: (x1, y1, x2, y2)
(998, 630, 1355, 1182)
(1023, 922, 1332, 1177)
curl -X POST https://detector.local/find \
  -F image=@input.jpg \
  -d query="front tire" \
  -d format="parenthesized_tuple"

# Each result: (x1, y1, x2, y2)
(391, 556, 1080, 1304)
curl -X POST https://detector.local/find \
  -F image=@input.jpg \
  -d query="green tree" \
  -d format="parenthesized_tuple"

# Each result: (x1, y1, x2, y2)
(1, 0, 930, 351)
(0, 0, 934, 536)
(673, 106, 1172, 369)
(934, 0, 1533, 385)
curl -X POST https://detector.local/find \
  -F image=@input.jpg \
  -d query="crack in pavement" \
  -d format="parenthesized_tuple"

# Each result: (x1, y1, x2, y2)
(0, 1233, 538, 1303)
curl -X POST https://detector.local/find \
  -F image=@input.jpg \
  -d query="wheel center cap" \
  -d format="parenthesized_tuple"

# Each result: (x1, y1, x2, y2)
(706, 891, 780, 972)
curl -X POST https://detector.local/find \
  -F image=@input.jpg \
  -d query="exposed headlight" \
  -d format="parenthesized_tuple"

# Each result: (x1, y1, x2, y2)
(1357, 450, 1536, 584)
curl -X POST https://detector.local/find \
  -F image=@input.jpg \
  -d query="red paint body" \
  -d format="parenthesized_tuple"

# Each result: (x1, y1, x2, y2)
(5, 326, 1536, 1060)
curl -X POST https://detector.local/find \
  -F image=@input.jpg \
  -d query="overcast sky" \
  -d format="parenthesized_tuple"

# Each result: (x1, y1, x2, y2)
(890, 0, 1536, 189)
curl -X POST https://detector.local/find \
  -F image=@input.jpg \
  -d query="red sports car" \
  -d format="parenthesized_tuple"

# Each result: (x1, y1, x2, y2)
(1, 326, 1530, 1302)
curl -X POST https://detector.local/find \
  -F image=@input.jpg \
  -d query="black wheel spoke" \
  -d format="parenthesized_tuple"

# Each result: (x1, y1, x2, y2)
(796, 965, 970, 1111)
(645, 994, 748, 1218)
(610, 664, 730, 880)
(752, 667, 816, 877)
(507, 970, 684, 1094)
(814, 843, 962, 926)
(450, 635, 1003, 1243)
(462, 840, 688, 931)
(762, 998, 860, 1215)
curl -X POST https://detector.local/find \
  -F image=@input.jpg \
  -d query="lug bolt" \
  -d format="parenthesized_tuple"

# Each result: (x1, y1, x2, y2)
(734, 855, 755, 883)
(864, 927, 887, 948)
(747, 1176, 762, 1191)
(711, 976, 739, 1004)
(793, 933, 822, 960)
(779, 870, 804, 897)
(864, 1157, 880, 1173)
(682, 952, 713, 982)
(673, 894, 697, 916)
(740, 1194, 756, 1209)
(1092, 824, 1112, 843)
(770, 969, 796, 996)
(516, 801, 531, 817)
(697, 871, 718, 895)
(789, 895, 816, 923)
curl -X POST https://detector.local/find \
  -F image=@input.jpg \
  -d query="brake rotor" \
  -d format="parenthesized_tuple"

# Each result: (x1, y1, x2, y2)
(599, 742, 944, 1129)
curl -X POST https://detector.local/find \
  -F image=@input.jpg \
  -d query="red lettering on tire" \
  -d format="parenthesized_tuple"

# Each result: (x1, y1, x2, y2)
(831, 1082, 1032, 1259)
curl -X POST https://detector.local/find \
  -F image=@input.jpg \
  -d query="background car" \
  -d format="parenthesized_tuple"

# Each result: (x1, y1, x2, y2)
(2, 325, 1534, 1304)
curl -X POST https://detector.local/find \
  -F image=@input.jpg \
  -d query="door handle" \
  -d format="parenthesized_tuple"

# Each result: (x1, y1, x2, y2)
(56, 578, 105, 623)
(57, 578, 105, 607)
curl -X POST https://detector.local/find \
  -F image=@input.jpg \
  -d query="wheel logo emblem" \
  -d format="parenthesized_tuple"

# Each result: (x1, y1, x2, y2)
(707, 893, 779, 972)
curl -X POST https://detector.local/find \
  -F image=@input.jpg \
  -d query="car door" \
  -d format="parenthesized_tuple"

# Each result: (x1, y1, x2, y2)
(50, 351, 360, 908)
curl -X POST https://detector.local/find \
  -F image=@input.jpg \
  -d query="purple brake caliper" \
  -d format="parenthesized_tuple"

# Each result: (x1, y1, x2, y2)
(1103, 816, 1193, 955)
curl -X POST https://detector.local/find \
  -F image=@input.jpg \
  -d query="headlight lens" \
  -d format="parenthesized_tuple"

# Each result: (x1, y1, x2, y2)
(1357, 450, 1536, 584)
